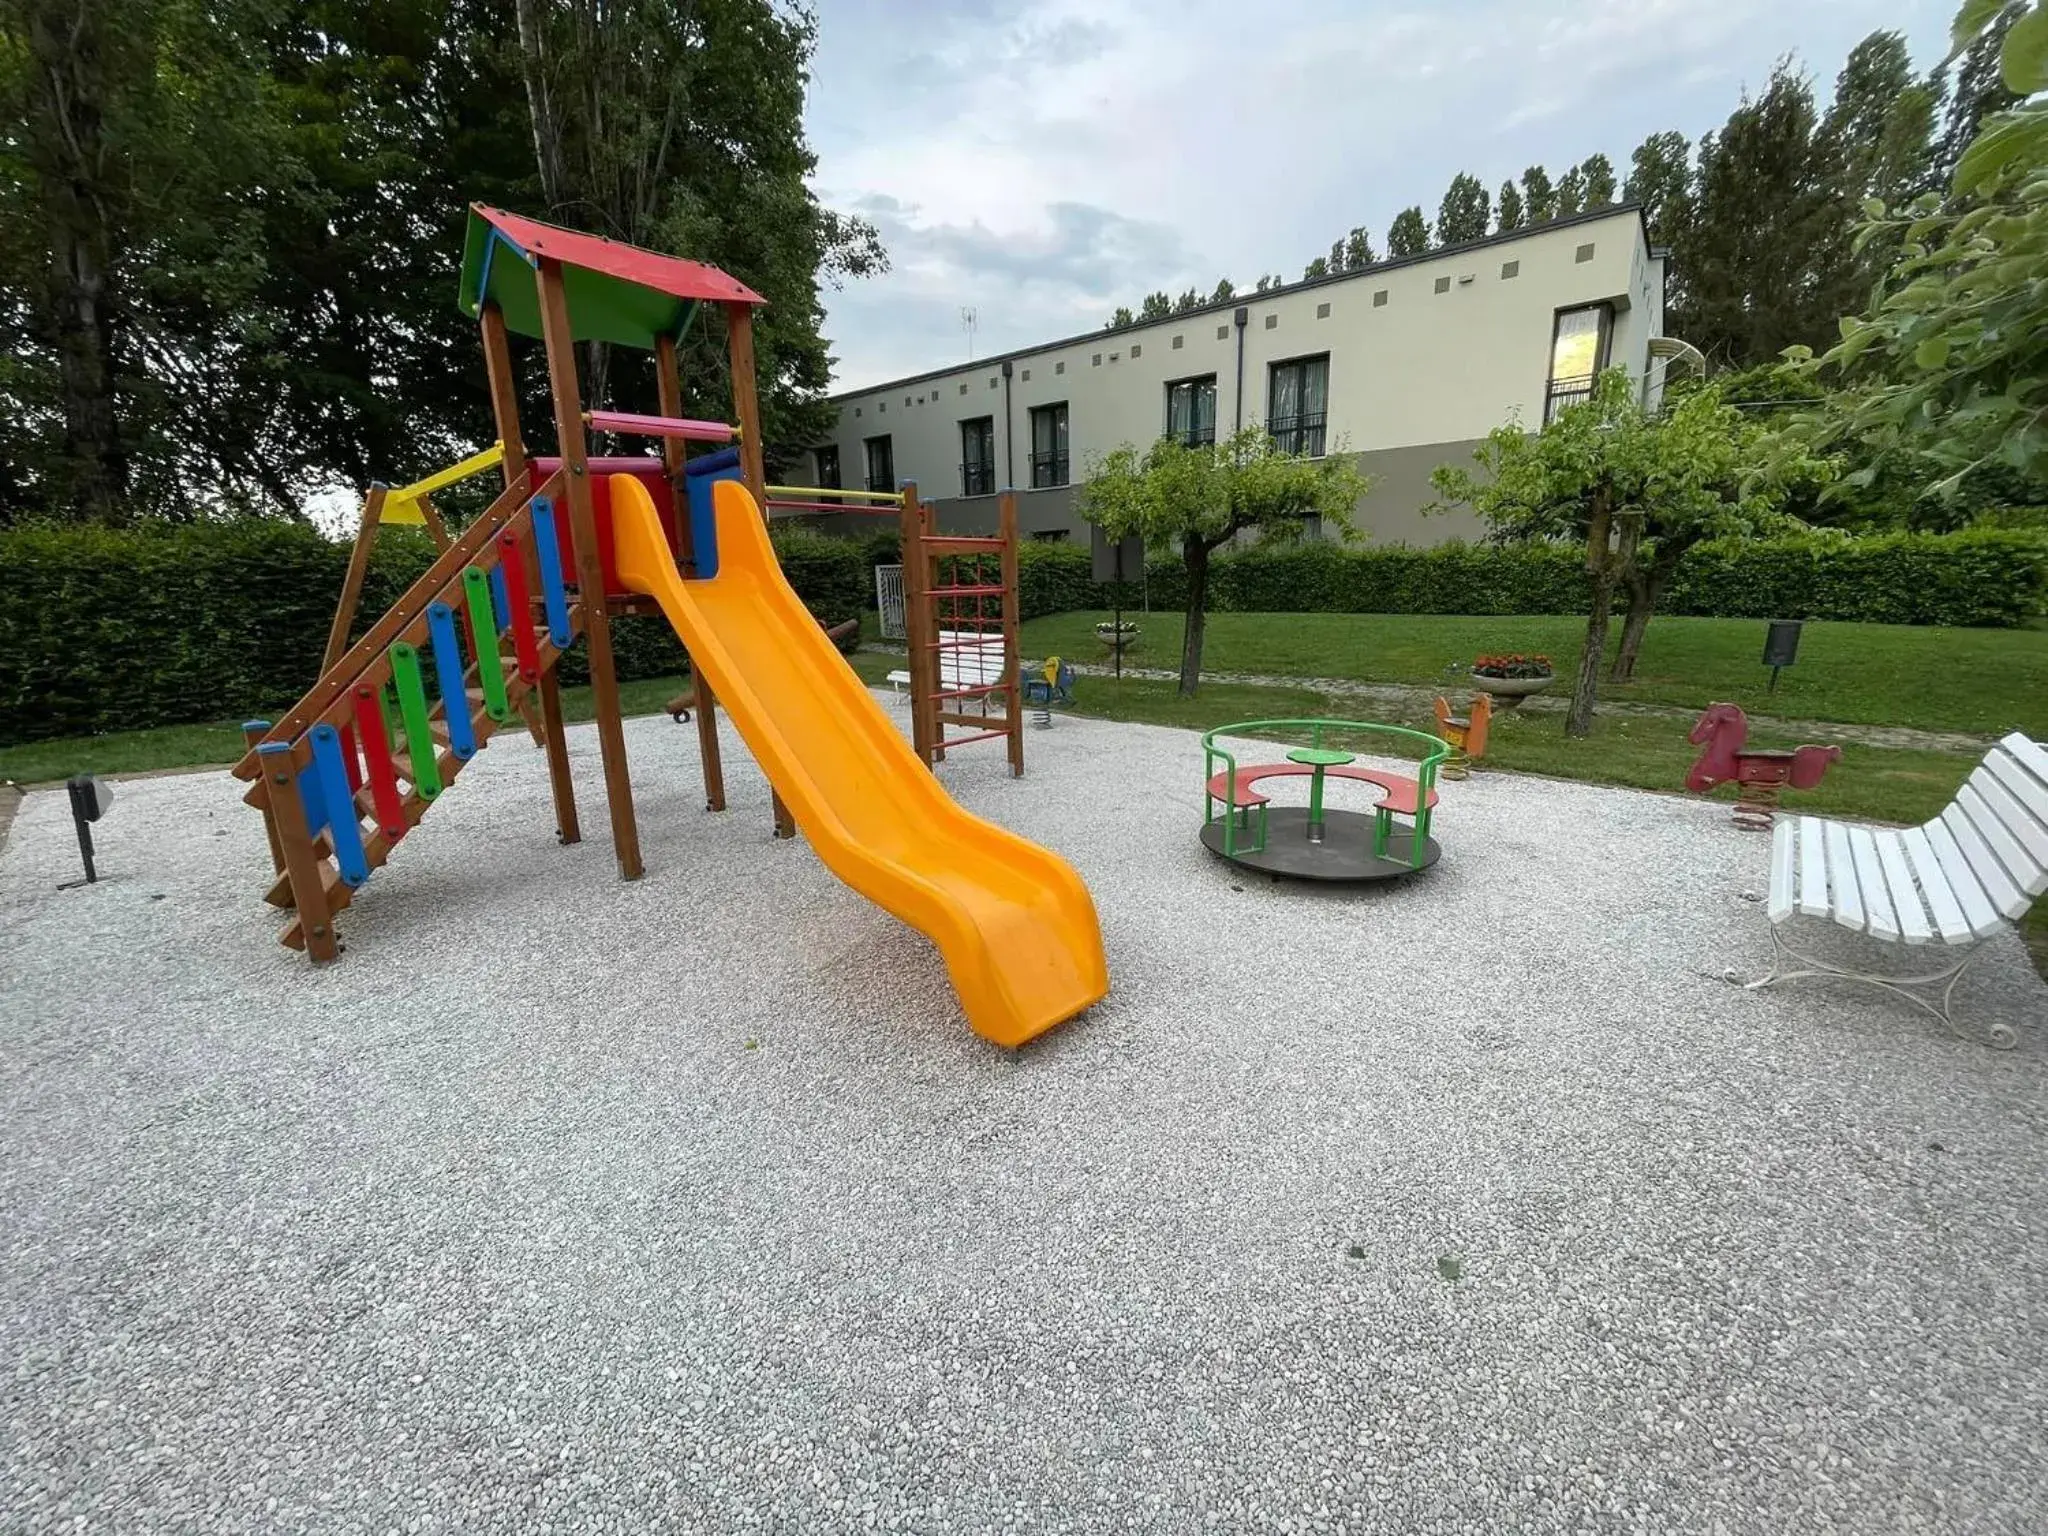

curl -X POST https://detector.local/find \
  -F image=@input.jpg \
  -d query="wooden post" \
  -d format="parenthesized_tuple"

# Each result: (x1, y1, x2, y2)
(900, 483, 937, 767)
(243, 720, 285, 874)
(258, 739, 338, 962)
(657, 331, 726, 813)
(999, 489, 1024, 777)
(537, 663, 580, 845)
(725, 302, 794, 838)
(536, 257, 643, 880)
(323, 485, 389, 673)
(479, 303, 549, 753)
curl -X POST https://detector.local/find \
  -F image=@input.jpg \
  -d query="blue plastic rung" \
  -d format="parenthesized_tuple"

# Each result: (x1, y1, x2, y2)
(529, 497, 573, 648)
(683, 447, 742, 581)
(488, 563, 511, 631)
(258, 739, 326, 839)
(309, 724, 369, 887)
(426, 601, 478, 760)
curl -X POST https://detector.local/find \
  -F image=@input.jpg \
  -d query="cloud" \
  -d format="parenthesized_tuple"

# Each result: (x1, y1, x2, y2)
(809, 0, 1954, 390)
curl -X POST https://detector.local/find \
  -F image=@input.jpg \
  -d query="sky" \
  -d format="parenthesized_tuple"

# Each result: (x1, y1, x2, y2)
(804, 0, 1957, 393)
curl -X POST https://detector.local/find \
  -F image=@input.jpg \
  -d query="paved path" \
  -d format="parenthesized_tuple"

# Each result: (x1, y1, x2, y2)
(867, 646, 1993, 754)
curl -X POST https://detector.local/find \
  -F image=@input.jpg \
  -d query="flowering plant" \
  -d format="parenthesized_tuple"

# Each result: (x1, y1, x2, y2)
(1472, 652, 1553, 679)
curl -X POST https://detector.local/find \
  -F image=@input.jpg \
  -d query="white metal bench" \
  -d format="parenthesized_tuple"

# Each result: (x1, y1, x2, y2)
(1748, 731, 2047, 1048)
(885, 630, 1004, 702)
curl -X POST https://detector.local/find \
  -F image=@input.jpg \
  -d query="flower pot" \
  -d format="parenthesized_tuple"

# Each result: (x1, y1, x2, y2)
(1469, 672, 1554, 709)
(1095, 623, 1139, 651)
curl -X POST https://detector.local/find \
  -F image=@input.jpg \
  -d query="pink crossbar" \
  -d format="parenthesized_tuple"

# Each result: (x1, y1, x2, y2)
(587, 409, 736, 443)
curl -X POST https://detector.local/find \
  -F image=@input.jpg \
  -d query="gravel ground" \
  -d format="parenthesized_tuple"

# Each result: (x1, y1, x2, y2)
(3, 698, 2045, 1535)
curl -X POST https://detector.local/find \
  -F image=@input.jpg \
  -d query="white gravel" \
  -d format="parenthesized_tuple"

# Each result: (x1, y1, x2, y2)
(3, 697, 2045, 1535)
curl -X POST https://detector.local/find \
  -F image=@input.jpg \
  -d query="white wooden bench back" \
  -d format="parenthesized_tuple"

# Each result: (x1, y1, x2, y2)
(1769, 733, 2047, 946)
(936, 629, 1005, 691)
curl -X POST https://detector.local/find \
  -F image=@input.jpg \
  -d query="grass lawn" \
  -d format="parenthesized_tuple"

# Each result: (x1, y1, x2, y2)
(1018, 611, 2048, 739)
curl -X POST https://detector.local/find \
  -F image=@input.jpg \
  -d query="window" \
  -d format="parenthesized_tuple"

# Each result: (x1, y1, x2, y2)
(814, 445, 841, 489)
(959, 383, 968, 395)
(1500, 260, 1520, 279)
(1434, 276, 1451, 294)
(1029, 403, 1069, 488)
(1575, 242, 1596, 263)
(1172, 335, 1184, 350)
(1267, 355, 1329, 457)
(1130, 344, 1142, 359)
(1029, 529, 1070, 544)
(1216, 325, 1229, 339)
(1165, 375, 1217, 448)
(1055, 361, 1066, 375)
(959, 416, 995, 497)
(1372, 290, 1388, 307)
(1545, 304, 1612, 423)
(864, 434, 894, 493)
(1092, 354, 1102, 367)
(1316, 302, 1330, 319)
(1263, 314, 1278, 329)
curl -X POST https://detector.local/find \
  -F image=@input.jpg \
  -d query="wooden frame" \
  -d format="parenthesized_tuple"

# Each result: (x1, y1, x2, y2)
(897, 484, 1025, 775)
(657, 331, 727, 814)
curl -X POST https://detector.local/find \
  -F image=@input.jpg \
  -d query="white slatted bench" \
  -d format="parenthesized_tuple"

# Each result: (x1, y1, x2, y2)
(1748, 731, 2048, 1048)
(885, 630, 1005, 702)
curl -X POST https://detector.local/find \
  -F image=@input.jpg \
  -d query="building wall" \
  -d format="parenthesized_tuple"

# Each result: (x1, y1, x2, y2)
(806, 206, 1658, 548)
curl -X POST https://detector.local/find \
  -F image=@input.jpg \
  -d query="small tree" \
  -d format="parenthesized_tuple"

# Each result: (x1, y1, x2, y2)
(1431, 371, 1810, 733)
(1521, 164, 1557, 222)
(1107, 305, 1135, 329)
(1496, 179, 1526, 231)
(1081, 427, 1371, 696)
(1139, 290, 1172, 320)
(1211, 277, 1237, 302)
(1303, 254, 1331, 280)
(1344, 226, 1377, 268)
(1579, 152, 1618, 206)
(1387, 206, 1429, 256)
(1436, 173, 1491, 244)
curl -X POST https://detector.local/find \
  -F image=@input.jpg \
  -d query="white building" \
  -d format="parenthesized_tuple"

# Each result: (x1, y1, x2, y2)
(804, 205, 1668, 545)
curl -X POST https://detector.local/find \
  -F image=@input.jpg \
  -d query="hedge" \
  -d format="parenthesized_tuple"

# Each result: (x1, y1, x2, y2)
(0, 520, 869, 746)
(977, 528, 2048, 628)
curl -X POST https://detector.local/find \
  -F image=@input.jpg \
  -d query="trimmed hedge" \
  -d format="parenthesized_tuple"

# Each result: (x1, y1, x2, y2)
(0, 520, 869, 746)
(990, 529, 2048, 628)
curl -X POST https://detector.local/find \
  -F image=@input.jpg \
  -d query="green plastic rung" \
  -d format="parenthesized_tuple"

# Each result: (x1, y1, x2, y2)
(389, 642, 442, 799)
(463, 568, 511, 722)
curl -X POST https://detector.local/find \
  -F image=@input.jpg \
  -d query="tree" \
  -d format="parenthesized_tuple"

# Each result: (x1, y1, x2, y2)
(1555, 166, 1586, 217)
(1173, 288, 1202, 312)
(1435, 173, 1491, 245)
(1496, 180, 1525, 232)
(1431, 371, 1812, 731)
(1254, 275, 1274, 293)
(1579, 153, 1618, 207)
(1823, 31, 1938, 208)
(1795, 0, 2048, 502)
(1330, 239, 1347, 271)
(1624, 131, 1693, 246)
(1668, 62, 1859, 368)
(1303, 255, 1331, 280)
(1344, 227, 1376, 268)
(1210, 278, 1236, 303)
(1521, 165, 1557, 223)
(1107, 306, 1135, 329)
(1081, 427, 1370, 696)
(1139, 290, 1173, 320)
(1387, 206, 1429, 256)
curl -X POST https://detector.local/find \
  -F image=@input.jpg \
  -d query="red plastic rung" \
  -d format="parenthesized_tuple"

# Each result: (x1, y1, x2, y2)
(938, 727, 1011, 749)
(496, 531, 541, 682)
(931, 683, 1011, 701)
(587, 408, 735, 443)
(929, 584, 1006, 597)
(352, 683, 408, 841)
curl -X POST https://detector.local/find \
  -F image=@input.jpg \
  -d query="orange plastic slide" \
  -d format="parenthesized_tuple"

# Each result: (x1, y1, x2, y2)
(608, 474, 1109, 1047)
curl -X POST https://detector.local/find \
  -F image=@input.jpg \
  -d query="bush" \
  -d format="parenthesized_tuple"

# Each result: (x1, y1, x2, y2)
(0, 520, 873, 747)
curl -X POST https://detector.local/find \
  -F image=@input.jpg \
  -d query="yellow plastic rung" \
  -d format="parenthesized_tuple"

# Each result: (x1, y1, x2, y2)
(387, 443, 506, 506)
(763, 484, 902, 504)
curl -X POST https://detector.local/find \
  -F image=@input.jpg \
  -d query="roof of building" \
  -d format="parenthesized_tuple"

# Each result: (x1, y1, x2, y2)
(458, 204, 764, 351)
(828, 203, 1652, 402)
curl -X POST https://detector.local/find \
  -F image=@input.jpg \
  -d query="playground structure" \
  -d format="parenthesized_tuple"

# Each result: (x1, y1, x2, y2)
(1431, 693, 1493, 780)
(1685, 702, 1841, 830)
(230, 204, 1106, 1047)
(1201, 720, 1448, 883)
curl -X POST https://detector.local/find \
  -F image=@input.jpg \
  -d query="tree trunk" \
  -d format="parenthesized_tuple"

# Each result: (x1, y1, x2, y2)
(1179, 535, 1210, 698)
(1566, 578, 1615, 737)
(1610, 572, 1653, 683)
(29, 2, 129, 524)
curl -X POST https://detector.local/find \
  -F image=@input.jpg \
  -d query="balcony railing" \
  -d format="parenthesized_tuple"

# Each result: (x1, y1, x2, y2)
(960, 461, 995, 497)
(1545, 374, 1596, 423)
(865, 472, 894, 494)
(1268, 412, 1326, 458)
(1173, 425, 1216, 449)
(1030, 451, 1069, 489)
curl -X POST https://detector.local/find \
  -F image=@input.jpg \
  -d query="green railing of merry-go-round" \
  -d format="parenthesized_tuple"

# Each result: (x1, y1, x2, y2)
(1201, 719, 1451, 865)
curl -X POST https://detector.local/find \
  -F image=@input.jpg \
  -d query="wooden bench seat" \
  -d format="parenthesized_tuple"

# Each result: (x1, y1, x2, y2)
(1204, 763, 1438, 817)
(1751, 731, 2046, 1047)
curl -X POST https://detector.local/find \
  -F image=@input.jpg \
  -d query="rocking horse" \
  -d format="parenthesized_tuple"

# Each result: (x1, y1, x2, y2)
(1685, 702, 1840, 830)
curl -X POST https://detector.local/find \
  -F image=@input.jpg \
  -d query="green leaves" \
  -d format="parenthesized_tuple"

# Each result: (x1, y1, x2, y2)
(1954, 0, 2015, 55)
(2002, 2, 2048, 93)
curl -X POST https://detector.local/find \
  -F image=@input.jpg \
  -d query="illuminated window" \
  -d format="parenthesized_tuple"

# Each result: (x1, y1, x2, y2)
(1544, 304, 1612, 422)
